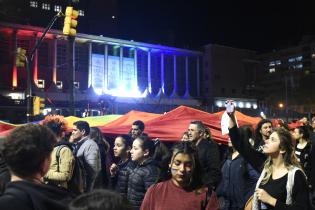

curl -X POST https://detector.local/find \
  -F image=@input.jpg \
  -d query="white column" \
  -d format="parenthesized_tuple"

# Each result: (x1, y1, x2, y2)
(88, 42, 92, 87)
(171, 55, 177, 97)
(184, 56, 190, 97)
(120, 46, 123, 81)
(148, 50, 152, 93)
(104, 44, 108, 91)
(52, 38, 57, 84)
(134, 48, 138, 89)
(161, 53, 165, 93)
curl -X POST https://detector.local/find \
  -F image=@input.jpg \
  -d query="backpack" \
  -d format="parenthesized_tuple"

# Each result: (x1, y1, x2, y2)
(56, 144, 87, 195)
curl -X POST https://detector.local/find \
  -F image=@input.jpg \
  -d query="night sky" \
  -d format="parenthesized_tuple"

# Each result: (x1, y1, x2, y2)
(111, 0, 315, 52)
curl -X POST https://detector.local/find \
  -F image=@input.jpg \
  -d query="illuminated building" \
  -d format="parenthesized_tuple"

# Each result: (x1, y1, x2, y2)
(0, 22, 202, 120)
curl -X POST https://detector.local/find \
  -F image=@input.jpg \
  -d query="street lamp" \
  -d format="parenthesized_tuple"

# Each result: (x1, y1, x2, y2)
(278, 103, 284, 109)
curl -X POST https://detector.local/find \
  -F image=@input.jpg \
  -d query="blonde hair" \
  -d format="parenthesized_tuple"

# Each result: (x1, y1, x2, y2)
(261, 128, 301, 185)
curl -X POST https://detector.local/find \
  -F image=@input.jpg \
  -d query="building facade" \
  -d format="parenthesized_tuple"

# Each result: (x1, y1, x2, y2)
(202, 44, 261, 115)
(0, 22, 202, 122)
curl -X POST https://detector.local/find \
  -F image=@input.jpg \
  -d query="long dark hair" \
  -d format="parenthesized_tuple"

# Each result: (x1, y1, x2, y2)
(90, 127, 109, 152)
(254, 119, 272, 149)
(135, 135, 170, 168)
(158, 141, 203, 191)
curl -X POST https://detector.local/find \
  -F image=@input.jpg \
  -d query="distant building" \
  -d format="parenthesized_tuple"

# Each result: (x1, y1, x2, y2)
(257, 36, 315, 115)
(202, 44, 261, 115)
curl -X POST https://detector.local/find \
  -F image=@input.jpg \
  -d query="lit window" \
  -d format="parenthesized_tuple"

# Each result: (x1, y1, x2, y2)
(78, 10, 84, 16)
(296, 64, 303, 69)
(30, 1, 38, 8)
(296, 56, 303, 61)
(288, 58, 295, 63)
(269, 61, 275, 66)
(288, 55, 303, 63)
(312, 53, 315, 58)
(54, 5, 62, 12)
(42, 3, 50, 10)
(276, 60, 281, 65)
(269, 68, 275, 73)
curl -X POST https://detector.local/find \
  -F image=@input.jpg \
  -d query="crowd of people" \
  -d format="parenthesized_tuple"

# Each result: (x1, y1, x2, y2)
(0, 106, 315, 210)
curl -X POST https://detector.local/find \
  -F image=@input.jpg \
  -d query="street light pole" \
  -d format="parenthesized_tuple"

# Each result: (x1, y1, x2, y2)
(67, 36, 75, 116)
(25, 57, 32, 122)
(25, 11, 62, 122)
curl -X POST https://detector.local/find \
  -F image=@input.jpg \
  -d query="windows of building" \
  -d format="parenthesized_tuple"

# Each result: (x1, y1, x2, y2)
(269, 60, 281, 66)
(78, 10, 84, 16)
(54, 5, 62, 12)
(269, 68, 275, 73)
(30, 1, 38, 8)
(288, 55, 303, 63)
(42, 3, 50, 10)
(295, 64, 303, 69)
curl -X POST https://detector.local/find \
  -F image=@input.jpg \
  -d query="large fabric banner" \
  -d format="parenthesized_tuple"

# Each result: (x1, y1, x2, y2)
(122, 57, 136, 90)
(108, 56, 120, 90)
(91, 54, 105, 93)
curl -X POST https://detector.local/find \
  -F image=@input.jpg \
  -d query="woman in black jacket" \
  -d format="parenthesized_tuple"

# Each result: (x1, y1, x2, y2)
(127, 135, 161, 210)
(110, 135, 135, 198)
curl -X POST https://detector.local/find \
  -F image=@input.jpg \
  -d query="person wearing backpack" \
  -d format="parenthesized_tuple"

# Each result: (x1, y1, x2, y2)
(42, 115, 75, 191)
(70, 121, 101, 192)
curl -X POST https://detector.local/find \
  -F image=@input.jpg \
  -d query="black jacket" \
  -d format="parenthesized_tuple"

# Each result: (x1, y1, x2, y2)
(216, 154, 259, 210)
(0, 180, 74, 210)
(0, 157, 10, 194)
(127, 158, 159, 210)
(196, 138, 222, 188)
(110, 159, 136, 198)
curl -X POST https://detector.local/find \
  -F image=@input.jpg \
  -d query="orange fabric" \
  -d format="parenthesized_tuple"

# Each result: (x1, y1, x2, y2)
(104, 110, 161, 127)
(99, 106, 261, 144)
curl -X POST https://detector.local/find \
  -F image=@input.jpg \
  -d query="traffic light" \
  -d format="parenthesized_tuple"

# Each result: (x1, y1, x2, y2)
(16, 47, 26, 67)
(63, 6, 79, 36)
(33, 96, 45, 116)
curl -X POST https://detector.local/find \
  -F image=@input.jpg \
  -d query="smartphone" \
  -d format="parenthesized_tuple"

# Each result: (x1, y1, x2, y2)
(225, 100, 235, 113)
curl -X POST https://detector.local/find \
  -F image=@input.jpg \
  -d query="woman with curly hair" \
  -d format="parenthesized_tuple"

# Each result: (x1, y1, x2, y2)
(42, 115, 75, 191)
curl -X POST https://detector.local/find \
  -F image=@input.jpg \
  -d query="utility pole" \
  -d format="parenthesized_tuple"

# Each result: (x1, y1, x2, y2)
(67, 36, 75, 116)
(24, 11, 62, 122)
(63, 5, 79, 116)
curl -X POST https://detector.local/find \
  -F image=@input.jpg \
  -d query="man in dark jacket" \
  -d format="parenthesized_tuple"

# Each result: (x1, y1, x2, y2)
(187, 121, 221, 189)
(0, 124, 74, 210)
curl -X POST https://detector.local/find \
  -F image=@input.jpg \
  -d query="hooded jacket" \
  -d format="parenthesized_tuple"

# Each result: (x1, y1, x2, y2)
(0, 180, 74, 210)
(127, 158, 159, 210)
